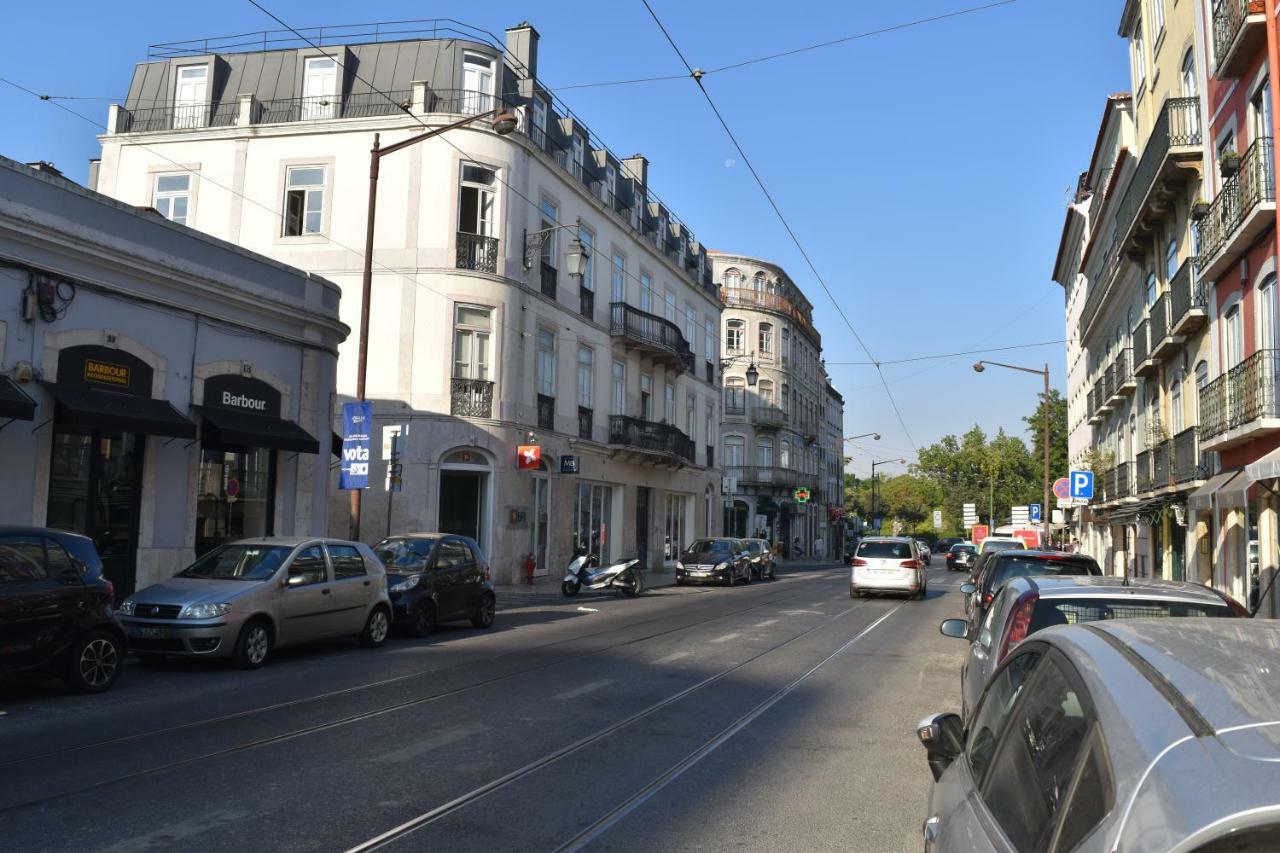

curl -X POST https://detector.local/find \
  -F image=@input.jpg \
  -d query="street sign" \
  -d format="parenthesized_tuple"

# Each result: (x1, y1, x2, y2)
(1052, 477, 1070, 500)
(1012, 506, 1030, 525)
(1051, 509, 1065, 525)
(932, 509, 943, 530)
(722, 476, 737, 494)
(972, 524, 989, 543)
(1070, 470, 1095, 500)
(1030, 503, 1042, 522)
(560, 455, 579, 474)
(793, 487, 811, 504)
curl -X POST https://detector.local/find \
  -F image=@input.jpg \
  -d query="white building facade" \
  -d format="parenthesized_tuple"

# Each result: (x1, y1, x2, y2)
(94, 22, 723, 581)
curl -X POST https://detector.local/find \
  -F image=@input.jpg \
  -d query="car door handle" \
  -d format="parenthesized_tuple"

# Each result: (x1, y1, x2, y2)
(322, 588, 331, 595)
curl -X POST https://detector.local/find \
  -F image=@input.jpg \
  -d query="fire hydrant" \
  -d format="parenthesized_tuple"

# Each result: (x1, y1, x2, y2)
(524, 553, 537, 585)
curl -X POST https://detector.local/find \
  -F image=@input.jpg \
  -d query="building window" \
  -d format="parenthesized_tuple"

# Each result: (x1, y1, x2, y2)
(575, 483, 614, 562)
(706, 407, 715, 455)
(1225, 303, 1244, 367)
(539, 198, 558, 268)
(1145, 270, 1157, 307)
(196, 447, 275, 554)
(301, 56, 338, 120)
(685, 306, 697, 354)
(704, 319, 714, 362)
(664, 493, 687, 563)
(759, 322, 774, 356)
(664, 290, 676, 323)
(758, 379, 774, 406)
(686, 392, 696, 439)
(173, 64, 209, 129)
(725, 378, 746, 414)
(724, 268, 742, 288)
(452, 305, 492, 380)
(536, 328, 556, 396)
(1150, 0, 1164, 40)
(1170, 370, 1184, 434)
(461, 52, 495, 114)
(640, 272, 653, 313)
(606, 163, 617, 203)
(725, 436, 745, 469)
(665, 383, 675, 424)
(726, 319, 744, 352)
(283, 165, 325, 236)
(1132, 17, 1146, 87)
(781, 440, 791, 469)
(612, 360, 625, 415)
(757, 437, 774, 467)
(753, 272, 766, 292)
(580, 227, 595, 293)
(1259, 275, 1279, 351)
(640, 373, 653, 420)
(572, 134, 585, 180)
(458, 163, 497, 271)
(1165, 239, 1178, 280)
(611, 252, 626, 302)
(1195, 360, 1209, 422)
(577, 345, 594, 408)
(153, 173, 191, 225)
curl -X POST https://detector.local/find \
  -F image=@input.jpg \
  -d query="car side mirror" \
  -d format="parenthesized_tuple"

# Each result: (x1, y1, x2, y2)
(960, 582, 976, 595)
(917, 712, 964, 782)
(286, 573, 307, 588)
(939, 619, 968, 639)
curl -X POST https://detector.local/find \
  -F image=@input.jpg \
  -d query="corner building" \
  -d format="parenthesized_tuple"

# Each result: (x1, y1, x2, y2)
(95, 21, 723, 581)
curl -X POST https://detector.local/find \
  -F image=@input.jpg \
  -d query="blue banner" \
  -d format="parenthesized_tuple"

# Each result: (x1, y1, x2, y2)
(339, 401, 372, 490)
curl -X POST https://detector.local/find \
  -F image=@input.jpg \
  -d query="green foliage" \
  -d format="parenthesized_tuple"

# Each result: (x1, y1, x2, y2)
(911, 424, 1042, 534)
(1023, 389, 1069, 483)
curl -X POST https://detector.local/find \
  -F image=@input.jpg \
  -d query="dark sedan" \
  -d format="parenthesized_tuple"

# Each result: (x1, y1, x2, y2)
(676, 538, 751, 586)
(373, 534, 496, 637)
(961, 549, 1103, 634)
(945, 543, 977, 573)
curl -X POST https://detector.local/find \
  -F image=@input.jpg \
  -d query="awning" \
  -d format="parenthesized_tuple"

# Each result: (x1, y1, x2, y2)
(1187, 470, 1243, 511)
(50, 384, 195, 439)
(1246, 447, 1280, 484)
(332, 431, 343, 458)
(0, 377, 36, 421)
(199, 407, 319, 454)
(1107, 498, 1165, 524)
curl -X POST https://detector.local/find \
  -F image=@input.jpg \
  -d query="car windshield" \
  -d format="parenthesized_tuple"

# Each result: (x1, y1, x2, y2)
(858, 541, 911, 559)
(374, 537, 440, 572)
(685, 540, 734, 557)
(179, 544, 292, 581)
(1029, 597, 1234, 632)
(951, 545, 977, 555)
(746, 542, 762, 554)
(988, 556, 1100, 591)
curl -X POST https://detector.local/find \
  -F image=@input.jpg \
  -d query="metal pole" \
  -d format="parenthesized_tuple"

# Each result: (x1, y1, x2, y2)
(870, 462, 876, 530)
(350, 133, 381, 541)
(1043, 364, 1051, 549)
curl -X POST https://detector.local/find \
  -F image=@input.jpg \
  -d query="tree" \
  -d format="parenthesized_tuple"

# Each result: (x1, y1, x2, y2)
(1023, 388, 1069, 484)
(913, 424, 1040, 532)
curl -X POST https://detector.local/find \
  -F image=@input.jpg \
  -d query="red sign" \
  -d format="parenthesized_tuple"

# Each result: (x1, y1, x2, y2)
(1013, 529, 1041, 549)
(972, 524, 989, 543)
(1052, 477, 1070, 500)
(516, 445, 541, 470)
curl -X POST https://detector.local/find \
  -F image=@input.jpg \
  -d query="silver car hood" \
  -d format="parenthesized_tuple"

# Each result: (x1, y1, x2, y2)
(131, 576, 265, 605)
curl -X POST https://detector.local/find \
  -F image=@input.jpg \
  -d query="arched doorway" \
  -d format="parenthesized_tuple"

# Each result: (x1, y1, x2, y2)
(439, 447, 491, 554)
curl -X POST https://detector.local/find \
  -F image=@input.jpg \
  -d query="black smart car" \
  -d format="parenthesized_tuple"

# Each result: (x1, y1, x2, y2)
(0, 526, 126, 693)
(373, 534, 496, 637)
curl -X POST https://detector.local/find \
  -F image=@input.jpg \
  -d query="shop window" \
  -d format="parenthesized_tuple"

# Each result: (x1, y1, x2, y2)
(664, 493, 687, 563)
(283, 165, 325, 236)
(574, 483, 613, 562)
(196, 447, 276, 555)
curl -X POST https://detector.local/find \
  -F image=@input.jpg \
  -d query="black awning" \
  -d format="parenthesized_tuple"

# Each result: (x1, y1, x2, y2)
(51, 385, 195, 438)
(200, 407, 319, 454)
(332, 431, 343, 459)
(0, 377, 36, 421)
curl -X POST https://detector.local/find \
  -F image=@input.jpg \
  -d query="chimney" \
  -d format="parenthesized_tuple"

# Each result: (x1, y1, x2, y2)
(25, 161, 65, 178)
(505, 22, 539, 99)
(621, 154, 648, 196)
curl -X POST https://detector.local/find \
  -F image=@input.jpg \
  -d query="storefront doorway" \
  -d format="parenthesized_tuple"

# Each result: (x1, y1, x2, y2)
(439, 448, 490, 552)
(724, 499, 748, 538)
(636, 486, 651, 568)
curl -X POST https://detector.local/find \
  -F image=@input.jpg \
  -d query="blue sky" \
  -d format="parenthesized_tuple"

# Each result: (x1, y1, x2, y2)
(0, 0, 1129, 476)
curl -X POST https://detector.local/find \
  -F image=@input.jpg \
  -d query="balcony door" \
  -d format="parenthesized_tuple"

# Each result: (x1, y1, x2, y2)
(302, 57, 337, 120)
(462, 53, 494, 115)
(1225, 304, 1244, 367)
(173, 65, 208, 129)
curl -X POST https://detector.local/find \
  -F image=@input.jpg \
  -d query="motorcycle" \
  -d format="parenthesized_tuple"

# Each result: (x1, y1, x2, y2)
(562, 552, 645, 598)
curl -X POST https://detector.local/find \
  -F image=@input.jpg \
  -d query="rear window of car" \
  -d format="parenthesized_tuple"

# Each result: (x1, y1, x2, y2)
(745, 542, 763, 554)
(981, 539, 1026, 553)
(951, 545, 977, 555)
(1030, 597, 1234, 631)
(857, 541, 912, 560)
(988, 556, 1101, 591)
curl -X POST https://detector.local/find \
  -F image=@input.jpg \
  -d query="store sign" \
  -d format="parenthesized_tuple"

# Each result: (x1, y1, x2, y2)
(560, 455, 579, 474)
(56, 344, 152, 397)
(793, 487, 811, 504)
(517, 445, 541, 470)
(339, 401, 372, 490)
(203, 375, 282, 418)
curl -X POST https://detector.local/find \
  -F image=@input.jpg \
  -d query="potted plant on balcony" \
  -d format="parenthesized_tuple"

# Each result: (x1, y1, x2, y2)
(1219, 149, 1241, 179)
(1250, 0, 1266, 13)
(1190, 198, 1210, 221)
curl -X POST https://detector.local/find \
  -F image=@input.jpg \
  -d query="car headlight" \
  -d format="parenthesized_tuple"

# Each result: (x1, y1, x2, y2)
(714, 562, 729, 571)
(390, 574, 421, 593)
(179, 602, 232, 619)
(676, 561, 685, 570)
(119, 598, 136, 616)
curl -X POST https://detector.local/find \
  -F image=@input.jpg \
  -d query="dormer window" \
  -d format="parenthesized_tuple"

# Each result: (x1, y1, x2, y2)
(173, 65, 208, 129)
(462, 53, 495, 115)
(301, 57, 338, 120)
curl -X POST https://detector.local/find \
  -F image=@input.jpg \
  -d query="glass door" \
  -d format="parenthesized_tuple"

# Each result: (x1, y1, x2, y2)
(302, 57, 337, 119)
(530, 476, 550, 576)
(173, 65, 208, 129)
(462, 53, 494, 114)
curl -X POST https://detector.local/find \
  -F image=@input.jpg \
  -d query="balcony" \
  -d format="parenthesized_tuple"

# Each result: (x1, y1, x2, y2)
(1088, 385, 1104, 425)
(1100, 467, 1114, 504)
(1108, 349, 1135, 403)
(537, 394, 555, 431)
(540, 262, 558, 300)
(1115, 461, 1133, 501)
(754, 405, 787, 429)
(1114, 97, 1203, 256)
(1198, 348, 1280, 450)
(1168, 258, 1207, 337)
(456, 232, 498, 274)
(729, 466, 802, 490)
(578, 406, 593, 441)
(450, 378, 493, 418)
(1196, 137, 1276, 282)
(1152, 440, 1172, 491)
(1132, 319, 1152, 376)
(1148, 292, 1178, 360)
(609, 302, 695, 374)
(579, 287, 595, 322)
(1136, 450, 1153, 493)
(608, 415, 695, 467)
(1173, 427, 1209, 484)
(1213, 0, 1268, 78)
(719, 287, 821, 347)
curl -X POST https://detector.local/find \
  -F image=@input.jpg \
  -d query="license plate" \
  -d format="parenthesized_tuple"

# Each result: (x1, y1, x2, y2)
(130, 626, 166, 639)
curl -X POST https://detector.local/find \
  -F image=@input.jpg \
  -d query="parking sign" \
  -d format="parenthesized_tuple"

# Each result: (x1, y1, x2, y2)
(1069, 470, 1095, 500)
(1030, 503, 1041, 522)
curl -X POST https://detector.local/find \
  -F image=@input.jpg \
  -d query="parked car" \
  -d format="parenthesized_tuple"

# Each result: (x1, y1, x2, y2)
(946, 543, 977, 573)
(677, 538, 751, 586)
(742, 539, 777, 581)
(941, 575, 1245, 720)
(917, 620, 1280, 853)
(373, 534, 496, 637)
(962, 550, 1103, 633)
(118, 537, 391, 669)
(850, 536, 927, 599)
(0, 527, 126, 693)
(916, 540, 933, 563)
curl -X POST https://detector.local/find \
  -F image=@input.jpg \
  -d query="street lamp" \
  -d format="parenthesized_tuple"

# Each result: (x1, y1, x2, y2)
(719, 352, 759, 386)
(350, 105, 519, 539)
(973, 360, 1052, 548)
(843, 432, 881, 443)
(869, 457, 906, 532)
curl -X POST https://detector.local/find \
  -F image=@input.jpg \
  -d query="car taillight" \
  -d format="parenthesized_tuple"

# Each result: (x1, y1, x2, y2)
(900, 559, 920, 569)
(851, 558, 868, 567)
(482, 564, 491, 582)
(997, 591, 1039, 662)
(104, 579, 115, 606)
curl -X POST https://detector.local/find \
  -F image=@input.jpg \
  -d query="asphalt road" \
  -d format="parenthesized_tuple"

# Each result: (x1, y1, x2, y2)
(0, 559, 968, 852)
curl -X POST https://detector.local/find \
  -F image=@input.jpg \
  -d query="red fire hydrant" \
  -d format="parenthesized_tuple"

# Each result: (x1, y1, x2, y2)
(524, 553, 537, 585)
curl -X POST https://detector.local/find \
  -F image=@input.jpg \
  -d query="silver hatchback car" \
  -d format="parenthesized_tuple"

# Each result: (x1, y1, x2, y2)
(917, 620, 1280, 852)
(118, 537, 392, 668)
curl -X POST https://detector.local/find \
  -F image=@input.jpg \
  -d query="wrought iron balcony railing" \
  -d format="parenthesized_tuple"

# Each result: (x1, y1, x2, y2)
(259, 91, 413, 123)
(1115, 461, 1133, 499)
(719, 287, 821, 347)
(1173, 427, 1208, 484)
(450, 377, 493, 418)
(1148, 292, 1171, 353)
(1196, 137, 1275, 273)
(1115, 96, 1203, 244)
(755, 405, 787, 428)
(1167, 257, 1206, 331)
(608, 415, 695, 464)
(1136, 449, 1153, 492)
(579, 287, 595, 321)
(116, 101, 240, 132)
(1198, 348, 1280, 441)
(540, 262, 557, 299)
(456, 232, 498, 274)
(609, 302, 695, 372)
(537, 394, 555, 431)
(1213, 0, 1268, 77)
(1112, 349, 1133, 393)
(727, 466, 803, 489)
(1105, 466, 1119, 502)
(578, 406, 593, 441)
(1133, 319, 1150, 367)
(1152, 439, 1172, 489)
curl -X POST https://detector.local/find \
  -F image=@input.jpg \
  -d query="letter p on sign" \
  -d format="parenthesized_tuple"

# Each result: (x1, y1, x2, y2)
(1069, 470, 1094, 500)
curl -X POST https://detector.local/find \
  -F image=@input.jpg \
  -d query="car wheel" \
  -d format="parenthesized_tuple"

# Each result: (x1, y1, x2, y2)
(361, 606, 391, 648)
(470, 593, 496, 628)
(408, 601, 437, 638)
(65, 629, 123, 694)
(233, 618, 272, 669)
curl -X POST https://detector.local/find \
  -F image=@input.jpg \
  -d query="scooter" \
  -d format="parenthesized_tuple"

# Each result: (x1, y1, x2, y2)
(562, 551, 645, 597)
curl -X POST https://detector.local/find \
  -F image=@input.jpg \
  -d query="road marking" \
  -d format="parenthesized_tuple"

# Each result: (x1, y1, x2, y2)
(576, 607, 598, 613)
(710, 632, 741, 644)
(754, 619, 778, 628)
(99, 809, 249, 852)
(553, 603, 905, 852)
(554, 678, 615, 701)
(653, 651, 690, 665)
(779, 609, 822, 616)
(375, 722, 491, 764)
